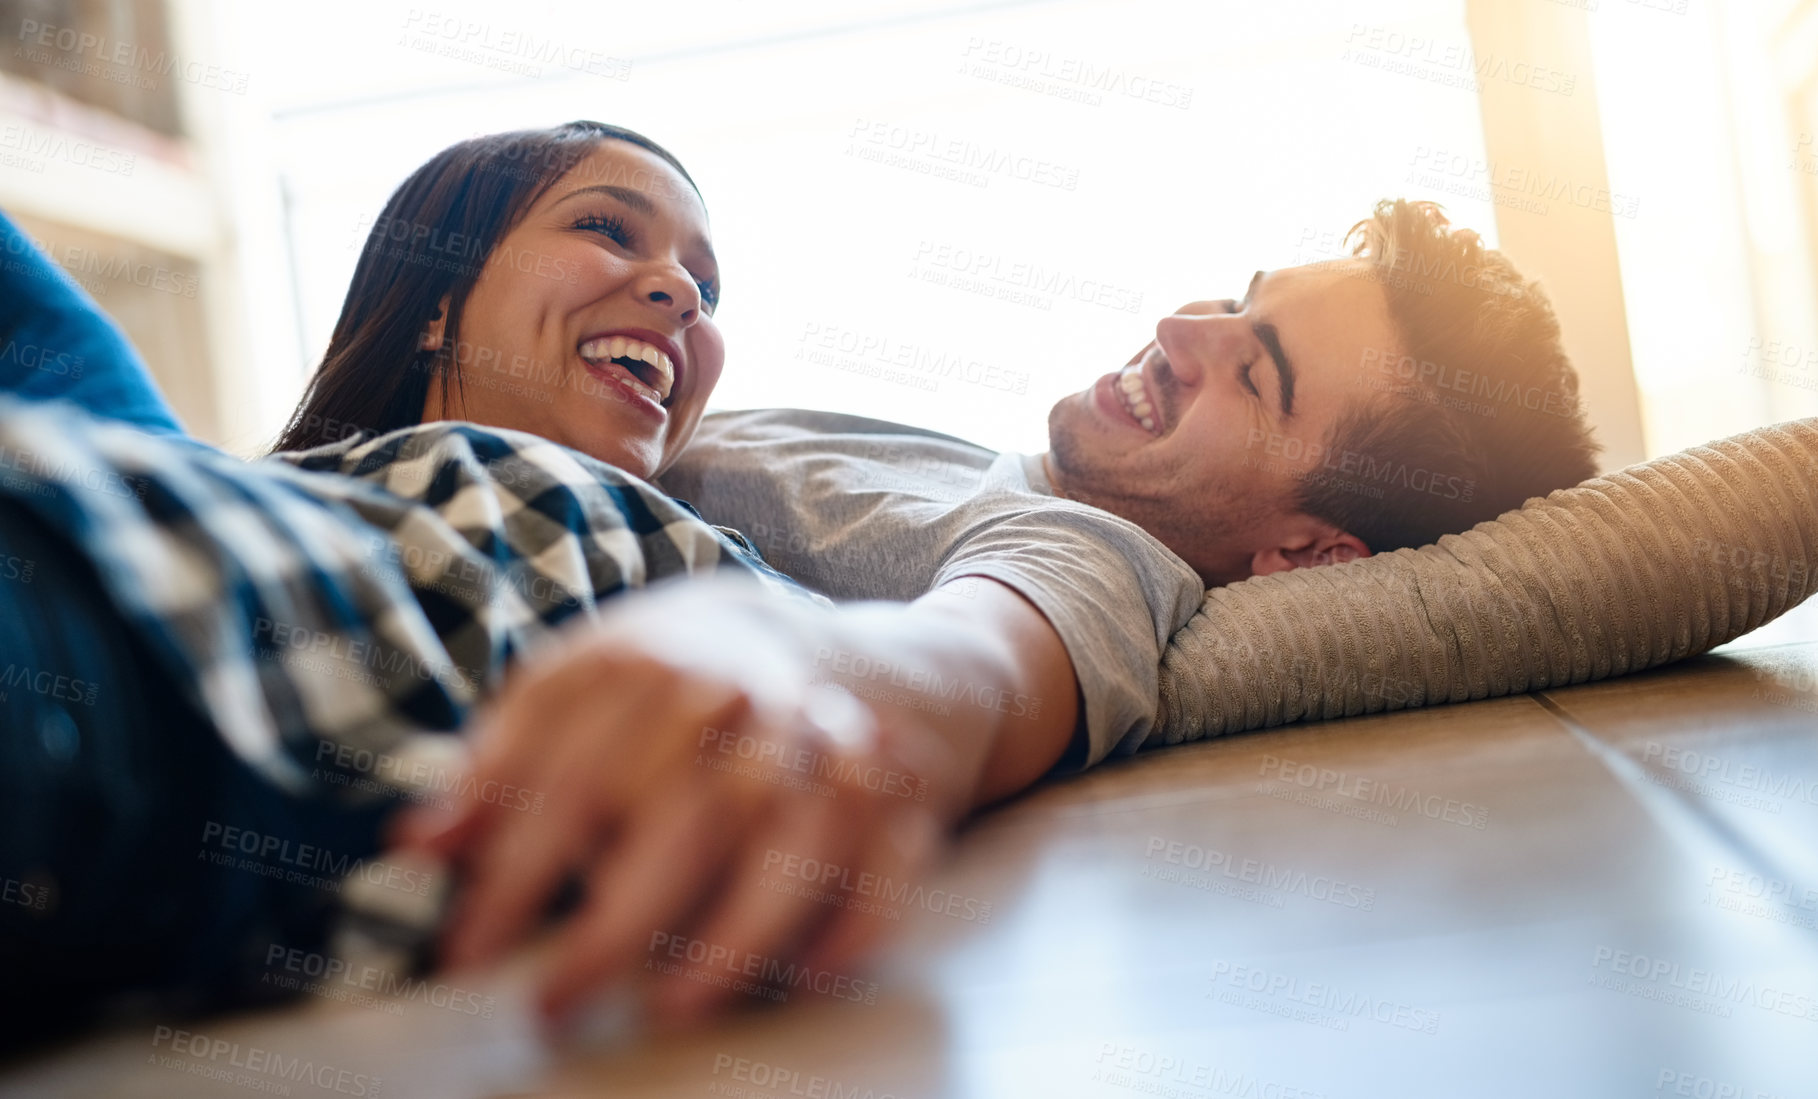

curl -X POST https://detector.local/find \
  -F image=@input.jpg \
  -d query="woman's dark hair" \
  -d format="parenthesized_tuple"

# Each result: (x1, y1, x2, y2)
(272, 120, 700, 453)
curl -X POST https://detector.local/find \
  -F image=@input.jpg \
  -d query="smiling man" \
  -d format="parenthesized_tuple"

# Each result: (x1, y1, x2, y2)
(1043, 263, 1402, 586)
(659, 199, 1601, 769)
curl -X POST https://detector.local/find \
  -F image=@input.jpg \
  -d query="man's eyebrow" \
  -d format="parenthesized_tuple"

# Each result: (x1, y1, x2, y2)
(1242, 270, 1296, 419)
(555, 184, 656, 216)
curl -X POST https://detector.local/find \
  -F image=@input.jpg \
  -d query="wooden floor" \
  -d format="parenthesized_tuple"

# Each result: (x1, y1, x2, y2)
(5, 638, 1816, 1098)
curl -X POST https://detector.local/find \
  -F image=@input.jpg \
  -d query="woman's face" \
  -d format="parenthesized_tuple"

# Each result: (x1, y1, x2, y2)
(423, 140, 723, 479)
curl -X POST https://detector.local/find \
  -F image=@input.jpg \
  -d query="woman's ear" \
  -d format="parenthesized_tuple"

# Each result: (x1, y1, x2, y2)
(419, 295, 451, 351)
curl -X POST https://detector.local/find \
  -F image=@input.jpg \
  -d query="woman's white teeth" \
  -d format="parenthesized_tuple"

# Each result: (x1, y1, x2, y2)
(578, 336, 675, 401)
(1116, 370, 1160, 435)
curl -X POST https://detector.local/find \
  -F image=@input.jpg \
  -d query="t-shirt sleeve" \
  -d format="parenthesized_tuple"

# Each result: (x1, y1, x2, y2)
(928, 504, 1205, 771)
(663, 411, 1209, 770)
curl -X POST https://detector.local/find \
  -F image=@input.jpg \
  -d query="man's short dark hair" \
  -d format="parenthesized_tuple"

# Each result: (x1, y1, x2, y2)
(1296, 198, 1601, 552)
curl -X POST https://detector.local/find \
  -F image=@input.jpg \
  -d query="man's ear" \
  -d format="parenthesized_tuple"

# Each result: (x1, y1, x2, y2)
(1247, 521, 1372, 578)
(419, 295, 451, 351)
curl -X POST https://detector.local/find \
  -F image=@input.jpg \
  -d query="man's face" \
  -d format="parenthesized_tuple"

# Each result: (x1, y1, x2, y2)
(1044, 259, 1402, 585)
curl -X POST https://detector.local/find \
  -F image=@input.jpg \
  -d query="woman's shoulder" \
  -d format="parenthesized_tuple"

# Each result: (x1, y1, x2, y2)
(263, 417, 826, 609)
(268, 418, 664, 498)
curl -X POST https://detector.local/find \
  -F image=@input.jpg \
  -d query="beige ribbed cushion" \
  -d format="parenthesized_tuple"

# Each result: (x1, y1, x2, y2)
(1152, 417, 1818, 744)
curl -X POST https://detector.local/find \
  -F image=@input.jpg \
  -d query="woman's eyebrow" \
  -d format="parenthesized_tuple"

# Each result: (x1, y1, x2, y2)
(555, 184, 656, 216)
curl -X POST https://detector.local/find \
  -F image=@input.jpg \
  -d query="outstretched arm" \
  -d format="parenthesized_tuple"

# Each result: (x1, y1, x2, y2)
(395, 573, 1081, 1026)
(818, 575, 1082, 808)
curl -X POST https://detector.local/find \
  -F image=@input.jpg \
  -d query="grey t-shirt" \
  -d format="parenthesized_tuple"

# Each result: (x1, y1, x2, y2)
(658, 408, 1205, 770)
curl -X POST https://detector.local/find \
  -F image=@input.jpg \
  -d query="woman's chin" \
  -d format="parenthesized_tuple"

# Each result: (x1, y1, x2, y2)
(571, 428, 662, 480)
(652, 418, 703, 479)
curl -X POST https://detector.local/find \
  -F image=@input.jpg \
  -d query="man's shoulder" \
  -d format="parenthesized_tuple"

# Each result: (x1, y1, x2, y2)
(694, 407, 993, 453)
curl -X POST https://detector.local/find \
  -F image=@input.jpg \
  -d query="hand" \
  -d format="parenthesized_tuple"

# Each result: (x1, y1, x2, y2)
(391, 577, 971, 1028)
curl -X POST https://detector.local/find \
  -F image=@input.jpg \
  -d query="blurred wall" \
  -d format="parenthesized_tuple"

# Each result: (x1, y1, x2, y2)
(2, 0, 1815, 464)
(0, 0, 292, 451)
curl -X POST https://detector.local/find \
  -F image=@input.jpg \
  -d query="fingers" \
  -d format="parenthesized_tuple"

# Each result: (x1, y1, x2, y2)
(646, 777, 861, 1025)
(434, 640, 756, 969)
(439, 663, 703, 968)
(439, 784, 595, 970)
(457, 642, 749, 849)
(535, 770, 758, 1023)
(385, 800, 451, 850)
(800, 805, 941, 981)
(393, 645, 616, 862)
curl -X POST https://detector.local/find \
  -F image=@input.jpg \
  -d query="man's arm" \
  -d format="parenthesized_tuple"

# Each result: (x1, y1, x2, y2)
(779, 573, 1083, 809)
(397, 573, 1082, 1025)
(661, 410, 1206, 774)
(891, 578, 1081, 807)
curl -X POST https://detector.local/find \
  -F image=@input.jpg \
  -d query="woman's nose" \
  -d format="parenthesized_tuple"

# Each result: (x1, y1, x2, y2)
(637, 264, 701, 323)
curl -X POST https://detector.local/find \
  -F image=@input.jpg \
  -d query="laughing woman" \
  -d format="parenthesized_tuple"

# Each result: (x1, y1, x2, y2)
(274, 121, 723, 479)
(0, 122, 1080, 1043)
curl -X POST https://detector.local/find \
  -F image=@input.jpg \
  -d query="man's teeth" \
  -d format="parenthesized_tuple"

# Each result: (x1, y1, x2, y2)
(577, 336, 675, 402)
(1117, 369, 1157, 434)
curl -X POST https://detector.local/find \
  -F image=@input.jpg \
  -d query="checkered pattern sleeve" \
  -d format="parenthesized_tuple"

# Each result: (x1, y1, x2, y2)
(0, 402, 819, 802)
(266, 420, 826, 688)
(0, 400, 468, 797)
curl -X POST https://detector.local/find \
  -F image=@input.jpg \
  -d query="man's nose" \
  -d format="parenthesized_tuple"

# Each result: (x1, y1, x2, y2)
(1154, 312, 1226, 387)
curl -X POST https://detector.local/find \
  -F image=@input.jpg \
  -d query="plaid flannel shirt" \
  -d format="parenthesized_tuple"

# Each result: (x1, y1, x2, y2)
(0, 398, 817, 802)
